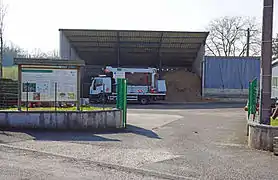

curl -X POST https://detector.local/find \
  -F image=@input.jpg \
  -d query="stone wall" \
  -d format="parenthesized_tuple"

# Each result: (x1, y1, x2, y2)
(0, 109, 123, 130)
(248, 122, 278, 151)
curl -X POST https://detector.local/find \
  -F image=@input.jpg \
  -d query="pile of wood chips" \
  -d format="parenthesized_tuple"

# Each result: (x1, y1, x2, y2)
(162, 70, 203, 102)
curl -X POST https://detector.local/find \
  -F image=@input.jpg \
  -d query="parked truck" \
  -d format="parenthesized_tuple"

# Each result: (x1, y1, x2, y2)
(89, 66, 167, 105)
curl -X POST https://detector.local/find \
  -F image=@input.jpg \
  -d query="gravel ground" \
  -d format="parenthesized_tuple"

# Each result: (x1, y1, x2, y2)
(0, 103, 278, 179)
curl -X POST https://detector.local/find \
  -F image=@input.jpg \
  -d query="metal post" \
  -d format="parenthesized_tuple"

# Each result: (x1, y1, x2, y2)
(201, 57, 205, 98)
(122, 79, 127, 128)
(116, 78, 127, 128)
(259, 0, 274, 125)
(102, 83, 105, 110)
(76, 67, 81, 111)
(81, 82, 83, 111)
(26, 82, 29, 112)
(54, 82, 57, 111)
(246, 28, 250, 57)
(116, 78, 121, 109)
(80, 67, 84, 112)
(17, 65, 22, 111)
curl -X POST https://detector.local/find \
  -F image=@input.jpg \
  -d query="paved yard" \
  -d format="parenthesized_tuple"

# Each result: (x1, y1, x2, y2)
(0, 103, 278, 179)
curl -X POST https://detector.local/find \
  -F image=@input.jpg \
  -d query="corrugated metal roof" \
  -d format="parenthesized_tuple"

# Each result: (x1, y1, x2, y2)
(60, 29, 209, 67)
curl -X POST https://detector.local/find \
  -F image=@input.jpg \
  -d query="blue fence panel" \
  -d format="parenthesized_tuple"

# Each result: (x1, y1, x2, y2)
(204, 56, 260, 89)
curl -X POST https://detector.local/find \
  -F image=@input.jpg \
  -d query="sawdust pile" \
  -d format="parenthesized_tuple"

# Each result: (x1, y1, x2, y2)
(162, 70, 202, 102)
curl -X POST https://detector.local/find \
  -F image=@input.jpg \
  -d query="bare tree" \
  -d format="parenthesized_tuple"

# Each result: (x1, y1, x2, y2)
(2, 41, 28, 66)
(29, 48, 60, 59)
(46, 49, 59, 58)
(206, 16, 261, 57)
(0, 0, 7, 78)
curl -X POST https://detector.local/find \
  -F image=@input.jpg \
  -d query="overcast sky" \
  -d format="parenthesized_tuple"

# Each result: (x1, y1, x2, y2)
(3, 0, 278, 52)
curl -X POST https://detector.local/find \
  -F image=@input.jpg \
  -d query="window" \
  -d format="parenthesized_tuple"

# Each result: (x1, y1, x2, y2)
(95, 79, 103, 86)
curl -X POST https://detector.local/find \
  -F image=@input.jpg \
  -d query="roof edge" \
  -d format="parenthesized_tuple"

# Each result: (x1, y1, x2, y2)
(14, 58, 85, 66)
(205, 56, 261, 59)
(58, 28, 209, 35)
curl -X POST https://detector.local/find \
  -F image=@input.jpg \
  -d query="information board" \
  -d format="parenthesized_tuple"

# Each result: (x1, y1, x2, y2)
(21, 68, 78, 102)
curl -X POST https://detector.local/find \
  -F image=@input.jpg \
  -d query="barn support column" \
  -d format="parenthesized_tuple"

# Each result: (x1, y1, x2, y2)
(157, 32, 164, 78)
(159, 56, 162, 78)
(117, 31, 120, 67)
(192, 42, 205, 77)
(59, 31, 81, 60)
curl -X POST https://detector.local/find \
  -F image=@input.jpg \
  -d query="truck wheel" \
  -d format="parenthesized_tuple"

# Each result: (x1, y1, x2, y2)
(139, 97, 149, 105)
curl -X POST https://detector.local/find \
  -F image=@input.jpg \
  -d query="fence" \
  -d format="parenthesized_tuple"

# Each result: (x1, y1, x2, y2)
(0, 78, 18, 108)
(0, 80, 116, 112)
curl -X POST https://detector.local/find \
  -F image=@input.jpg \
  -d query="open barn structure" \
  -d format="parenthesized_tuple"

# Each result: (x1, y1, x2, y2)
(59, 29, 209, 97)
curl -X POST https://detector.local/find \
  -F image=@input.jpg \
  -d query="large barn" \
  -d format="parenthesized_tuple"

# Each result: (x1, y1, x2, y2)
(59, 29, 209, 99)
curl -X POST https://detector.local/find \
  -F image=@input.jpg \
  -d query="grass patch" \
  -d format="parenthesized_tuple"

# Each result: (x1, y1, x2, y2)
(0, 106, 111, 111)
(271, 118, 278, 126)
(3, 66, 18, 80)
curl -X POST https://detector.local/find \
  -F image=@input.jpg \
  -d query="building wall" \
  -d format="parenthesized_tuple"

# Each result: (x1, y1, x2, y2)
(59, 31, 81, 60)
(272, 63, 278, 98)
(203, 56, 260, 98)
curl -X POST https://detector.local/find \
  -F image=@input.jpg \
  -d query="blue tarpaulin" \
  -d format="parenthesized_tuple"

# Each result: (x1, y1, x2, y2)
(204, 56, 260, 89)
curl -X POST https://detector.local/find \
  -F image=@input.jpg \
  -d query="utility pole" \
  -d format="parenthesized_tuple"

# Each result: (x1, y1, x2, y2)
(246, 28, 250, 57)
(0, 27, 3, 78)
(259, 0, 274, 125)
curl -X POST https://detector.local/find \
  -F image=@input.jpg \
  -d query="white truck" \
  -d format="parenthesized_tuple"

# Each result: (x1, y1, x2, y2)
(89, 66, 167, 105)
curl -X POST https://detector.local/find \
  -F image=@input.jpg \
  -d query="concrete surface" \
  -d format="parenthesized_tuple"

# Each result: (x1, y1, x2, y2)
(0, 102, 278, 179)
(248, 122, 278, 151)
(0, 109, 123, 130)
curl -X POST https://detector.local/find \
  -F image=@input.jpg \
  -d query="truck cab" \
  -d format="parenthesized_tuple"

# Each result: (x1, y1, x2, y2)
(90, 76, 112, 102)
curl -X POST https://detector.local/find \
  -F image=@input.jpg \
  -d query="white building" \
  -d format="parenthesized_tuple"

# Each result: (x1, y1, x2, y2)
(272, 59, 278, 98)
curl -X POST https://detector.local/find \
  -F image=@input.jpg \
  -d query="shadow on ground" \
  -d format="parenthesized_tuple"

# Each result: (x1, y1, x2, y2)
(125, 124, 161, 139)
(23, 131, 121, 142)
(0, 124, 161, 143)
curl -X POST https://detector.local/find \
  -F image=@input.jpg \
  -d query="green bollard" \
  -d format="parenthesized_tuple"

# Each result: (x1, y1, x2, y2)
(116, 78, 127, 128)
(248, 78, 258, 120)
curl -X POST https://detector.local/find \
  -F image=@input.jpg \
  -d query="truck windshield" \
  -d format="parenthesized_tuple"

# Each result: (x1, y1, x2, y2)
(95, 79, 103, 86)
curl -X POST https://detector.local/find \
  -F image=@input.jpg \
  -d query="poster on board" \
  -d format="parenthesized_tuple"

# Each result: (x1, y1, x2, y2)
(21, 68, 77, 102)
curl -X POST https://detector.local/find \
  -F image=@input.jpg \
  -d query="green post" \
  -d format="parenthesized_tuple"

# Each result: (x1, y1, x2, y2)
(116, 78, 127, 128)
(248, 78, 258, 120)
(122, 79, 127, 127)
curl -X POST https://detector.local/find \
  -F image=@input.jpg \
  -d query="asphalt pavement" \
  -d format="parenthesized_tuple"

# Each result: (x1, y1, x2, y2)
(0, 102, 278, 180)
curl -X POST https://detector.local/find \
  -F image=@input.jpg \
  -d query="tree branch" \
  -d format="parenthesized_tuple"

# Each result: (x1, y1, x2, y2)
(206, 16, 261, 56)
